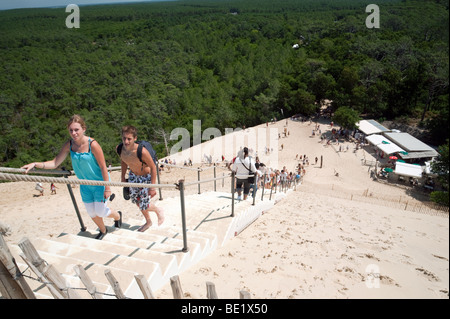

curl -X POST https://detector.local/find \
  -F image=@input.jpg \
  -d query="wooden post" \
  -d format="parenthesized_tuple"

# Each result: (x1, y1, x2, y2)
(19, 253, 65, 299)
(231, 172, 236, 217)
(240, 290, 251, 299)
(0, 247, 29, 299)
(18, 237, 46, 272)
(197, 168, 201, 194)
(134, 274, 155, 299)
(156, 162, 163, 200)
(0, 226, 35, 299)
(213, 164, 217, 192)
(44, 264, 82, 299)
(206, 281, 218, 299)
(105, 269, 127, 299)
(74, 264, 102, 299)
(261, 173, 266, 201)
(170, 275, 183, 299)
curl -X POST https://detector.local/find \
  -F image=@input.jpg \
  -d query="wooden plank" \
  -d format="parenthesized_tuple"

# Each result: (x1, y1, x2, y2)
(1, 225, 35, 299)
(134, 274, 155, 299)
(44, 264, 82, 299)
(105, 269, 126, 299)
(206, 281, 218, 299)
(19, 253, 65, 299)
(18, 237, 46, 272)
(239, 290, 251, 299)
(170, 275, 183, 299)
(74, 264, 102, 299)
(0, 247, 28, 299)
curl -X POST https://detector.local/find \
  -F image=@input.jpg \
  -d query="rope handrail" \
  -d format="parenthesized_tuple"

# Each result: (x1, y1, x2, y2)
(0, 172, 176, 190)
(161, 163, 202, 171)
(0, 167, 72, 175)
(0, 166, 123, 175)
(184, 174, 231, 187)
(0, 168, 262, 190)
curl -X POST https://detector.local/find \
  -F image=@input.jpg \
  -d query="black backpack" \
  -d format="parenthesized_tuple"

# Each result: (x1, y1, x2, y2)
(117, 140, 158, 167)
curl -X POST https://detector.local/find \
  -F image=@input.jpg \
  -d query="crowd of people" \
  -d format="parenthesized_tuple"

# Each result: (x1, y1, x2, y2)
(228, 146, 307, 201)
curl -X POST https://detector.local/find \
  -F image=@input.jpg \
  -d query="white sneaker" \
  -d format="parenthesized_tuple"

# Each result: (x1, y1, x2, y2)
(237, 195, 242, 200)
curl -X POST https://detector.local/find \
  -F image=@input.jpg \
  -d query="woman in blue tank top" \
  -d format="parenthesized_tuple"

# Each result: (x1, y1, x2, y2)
(22, 115, 122, 240)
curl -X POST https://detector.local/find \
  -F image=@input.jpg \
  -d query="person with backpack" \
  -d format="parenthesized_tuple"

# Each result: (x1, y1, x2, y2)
(232, 147, 257, 201)
(117, 125, 164, 232)
(21, 115, 122, 240)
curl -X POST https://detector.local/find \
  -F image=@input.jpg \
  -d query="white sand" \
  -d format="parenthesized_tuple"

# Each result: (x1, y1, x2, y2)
(0, 118, 448, 299)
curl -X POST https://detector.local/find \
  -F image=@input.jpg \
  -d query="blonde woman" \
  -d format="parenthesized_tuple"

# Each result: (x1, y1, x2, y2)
(22, 115, 121, 240)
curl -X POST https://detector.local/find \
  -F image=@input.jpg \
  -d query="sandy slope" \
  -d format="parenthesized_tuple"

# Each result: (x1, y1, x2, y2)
(0, 117, 448, 298)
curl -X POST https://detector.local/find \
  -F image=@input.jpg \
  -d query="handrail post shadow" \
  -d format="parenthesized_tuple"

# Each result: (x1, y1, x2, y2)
(156, 162, 163, 200)
(178, 179, 189, 253)
(231, 171, 235, 217)
(63, 169, 86, 232)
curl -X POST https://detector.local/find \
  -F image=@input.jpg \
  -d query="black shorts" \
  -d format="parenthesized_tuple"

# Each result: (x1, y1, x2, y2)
(236, 178, 251, 195)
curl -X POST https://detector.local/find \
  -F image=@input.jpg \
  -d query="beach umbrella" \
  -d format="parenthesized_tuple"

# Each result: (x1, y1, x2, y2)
(384, 167, 394, 172)
(389, 156, 398, 160)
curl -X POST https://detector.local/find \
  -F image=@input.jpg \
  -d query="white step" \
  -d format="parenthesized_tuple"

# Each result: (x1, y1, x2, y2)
(13, 248, 143, 298)
(27, 237, 165, 292)
(54, 233, 177, 287)
(14, 257, 111, 299)
(116, 224, 217, 259)
(98, 231, 199, 273)
(7, 189, 281, 298)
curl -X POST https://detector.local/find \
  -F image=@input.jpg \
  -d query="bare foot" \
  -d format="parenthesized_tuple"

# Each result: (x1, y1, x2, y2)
(156, 208, 165, 226)
(138, 221, 152, 232)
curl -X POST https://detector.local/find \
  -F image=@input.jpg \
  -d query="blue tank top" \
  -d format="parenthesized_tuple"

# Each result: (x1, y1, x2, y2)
(70, 138, 103, 181)
(70, 138, 107, 203)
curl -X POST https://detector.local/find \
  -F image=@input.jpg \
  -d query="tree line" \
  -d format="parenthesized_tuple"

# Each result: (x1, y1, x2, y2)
(0, 0, 448, 172)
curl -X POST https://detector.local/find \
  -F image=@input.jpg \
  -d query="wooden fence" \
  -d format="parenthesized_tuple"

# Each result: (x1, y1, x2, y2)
(1, 229, 250, 299)
(301, 182, 448, 217)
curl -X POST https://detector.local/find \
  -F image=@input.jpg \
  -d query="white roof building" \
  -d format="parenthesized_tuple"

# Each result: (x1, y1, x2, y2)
(356, 120, 391, 135)
(358, 120, 438, 161)
(383, 132, 438, 160)
(365, 134, 405, 155)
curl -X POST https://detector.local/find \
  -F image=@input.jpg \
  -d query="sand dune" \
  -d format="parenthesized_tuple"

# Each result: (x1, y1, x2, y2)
(0, 117, 448, 299)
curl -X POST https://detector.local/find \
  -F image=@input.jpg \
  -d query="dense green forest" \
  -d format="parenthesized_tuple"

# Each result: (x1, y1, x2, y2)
(0, 0, 448, 169)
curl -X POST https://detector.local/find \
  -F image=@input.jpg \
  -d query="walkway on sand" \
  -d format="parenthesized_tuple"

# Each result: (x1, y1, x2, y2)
(9, 188, 290, 299)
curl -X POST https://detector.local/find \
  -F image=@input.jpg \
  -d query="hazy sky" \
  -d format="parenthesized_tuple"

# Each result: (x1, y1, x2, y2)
(0, 1, 162, 11)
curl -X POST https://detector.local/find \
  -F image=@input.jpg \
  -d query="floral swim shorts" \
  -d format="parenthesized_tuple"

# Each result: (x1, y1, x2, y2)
(128, 171, 152, 211)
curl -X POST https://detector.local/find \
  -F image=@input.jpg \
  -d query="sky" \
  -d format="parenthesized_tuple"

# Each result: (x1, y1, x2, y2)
(0, 0, 163, 11)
